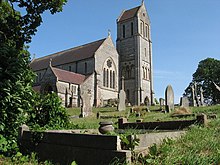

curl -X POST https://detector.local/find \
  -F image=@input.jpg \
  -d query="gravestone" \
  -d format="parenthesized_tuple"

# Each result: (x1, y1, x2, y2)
(194, 82, 200, 106)
(118, 77, 126, 111)
(159, 98, 165, 109)
(191, 85, 196, 107)
(180, 96, 189, 108)
(80, 90, 92, 117)
(165, 85, 174, 113)
(200, 87, 204, 106)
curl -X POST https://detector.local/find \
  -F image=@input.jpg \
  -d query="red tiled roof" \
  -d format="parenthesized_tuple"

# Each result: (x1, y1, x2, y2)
(118, 6, 141, 22)
(30, 38, 106, 71)
(52, 67, 86, 85)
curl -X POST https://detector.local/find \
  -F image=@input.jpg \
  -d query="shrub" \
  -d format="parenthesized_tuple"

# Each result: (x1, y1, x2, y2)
(27, 93, 70, 129)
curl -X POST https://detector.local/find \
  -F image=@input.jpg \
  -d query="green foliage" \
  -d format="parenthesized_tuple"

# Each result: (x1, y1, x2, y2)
(71, 161, 78, 165)
(1, 0, 67, 49)
(185, 58, 220, 105)
(120, 134, 140, 151)
(1, 152, 53, 165)
(0, 44, 35, 155)
(28, 93, 70, 129)
(0, 0, 67, 157)
(0, 135, 8, 153)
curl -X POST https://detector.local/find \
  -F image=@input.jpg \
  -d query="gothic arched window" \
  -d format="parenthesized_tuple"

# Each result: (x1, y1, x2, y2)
(113, 71, 115, 88)
(103, 68, 106, 86)
(123, 25, 126, 38)
(131, 22, 134, 36)
(110, 70, 112, 88)
(146, 68, 148, 80)
(143, 67, 145, 79)
(103, 58, 117, 89)
(106, 69, 109, 87)
(85, 62, 87, 74)
(148, 68, 150, 80)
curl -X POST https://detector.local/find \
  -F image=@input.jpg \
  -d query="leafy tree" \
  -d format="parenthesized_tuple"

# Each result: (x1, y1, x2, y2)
(184, 58, 220, 105)
(0, 0, 67, 155)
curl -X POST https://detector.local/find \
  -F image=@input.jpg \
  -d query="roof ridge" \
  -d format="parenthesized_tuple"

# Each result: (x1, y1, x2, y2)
(34, 38, 106, 61)
(52, 67, 85, 77)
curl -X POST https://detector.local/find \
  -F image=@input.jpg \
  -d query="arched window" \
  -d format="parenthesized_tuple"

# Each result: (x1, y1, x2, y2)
(143, 67, 145, 79)
(113, 71, 115, 88)
(146, 68, 148, 80)
(103, 58, 116, 89)
(110, 70, 112, 88)
(103, 68, 106, 86)
(148, 68, 150, 80)
(131, 65, 135, 78)
(145, 24, 149, 38)
(123, 25, 126, 38)
(85, 62, 87, 74)
(131, 22, 134, 36)
(126, 65, 130, 78)
(106, 69, 109, 87)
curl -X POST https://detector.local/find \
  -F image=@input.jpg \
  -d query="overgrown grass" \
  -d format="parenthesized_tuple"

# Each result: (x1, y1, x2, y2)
(139, 105, 220, 165)
(0, 152, 52, 165)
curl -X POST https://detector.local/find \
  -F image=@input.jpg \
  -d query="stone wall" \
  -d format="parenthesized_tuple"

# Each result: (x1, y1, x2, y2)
(95, 37, 119, 105)
(19, 130, 131, 165)
(118, 114, 207, 130)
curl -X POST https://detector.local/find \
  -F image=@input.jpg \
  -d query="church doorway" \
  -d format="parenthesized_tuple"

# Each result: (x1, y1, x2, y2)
(44, 84, 53, 94)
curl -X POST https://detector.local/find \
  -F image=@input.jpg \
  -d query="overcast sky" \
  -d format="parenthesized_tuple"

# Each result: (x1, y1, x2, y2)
(28, 0, 220, 103)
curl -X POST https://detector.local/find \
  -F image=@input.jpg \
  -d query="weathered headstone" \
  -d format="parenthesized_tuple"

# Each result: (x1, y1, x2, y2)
(194, 82, 200, 106)
(118, 76, 126, 111)
(80, 90, 92, 117)
(165, 85, 174, 112)
(180, 96, 189, 108)
(191, 85, 196, 107)
(200, 87, 204, 106)
(159, 98, 165, 107)
(159, 98, 165, 109)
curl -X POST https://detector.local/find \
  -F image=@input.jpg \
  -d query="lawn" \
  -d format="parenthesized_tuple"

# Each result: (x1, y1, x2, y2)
(66, 105, 196, 129)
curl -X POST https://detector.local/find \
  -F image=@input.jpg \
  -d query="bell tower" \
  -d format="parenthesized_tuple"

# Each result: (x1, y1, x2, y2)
(116, 1, 154, 106)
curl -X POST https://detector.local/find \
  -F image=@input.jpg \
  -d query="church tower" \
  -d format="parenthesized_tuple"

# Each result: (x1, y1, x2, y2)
(116, 2, 154, 106)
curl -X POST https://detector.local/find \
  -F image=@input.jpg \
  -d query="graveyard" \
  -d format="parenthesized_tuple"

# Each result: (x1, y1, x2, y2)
(15, 103, 220, 165)
(1, 1, 220, 165)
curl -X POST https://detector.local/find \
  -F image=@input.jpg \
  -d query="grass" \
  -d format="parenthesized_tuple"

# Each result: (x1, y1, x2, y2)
(67, 105, 220, 164)
(66, 105, 196, 129)
(2, 105, 220, 164)
(138, 105, 220, 165)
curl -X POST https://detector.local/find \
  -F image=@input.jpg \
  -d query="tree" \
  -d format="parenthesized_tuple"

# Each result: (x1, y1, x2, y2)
(0, 0, 67, 155)
(184, 58, 220, 105)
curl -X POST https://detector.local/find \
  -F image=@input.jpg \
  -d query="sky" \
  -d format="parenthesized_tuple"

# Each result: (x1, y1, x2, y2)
(28, 0, 220, 103)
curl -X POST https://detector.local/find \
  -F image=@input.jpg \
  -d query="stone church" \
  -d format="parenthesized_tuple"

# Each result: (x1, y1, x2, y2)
(30, 2, 154, 107)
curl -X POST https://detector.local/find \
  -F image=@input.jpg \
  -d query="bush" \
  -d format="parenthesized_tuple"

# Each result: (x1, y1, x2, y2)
(27, 93, 70, 129)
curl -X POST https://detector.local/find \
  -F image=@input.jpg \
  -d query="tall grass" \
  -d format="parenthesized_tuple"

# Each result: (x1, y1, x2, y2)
(141, 105, 220, 165)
